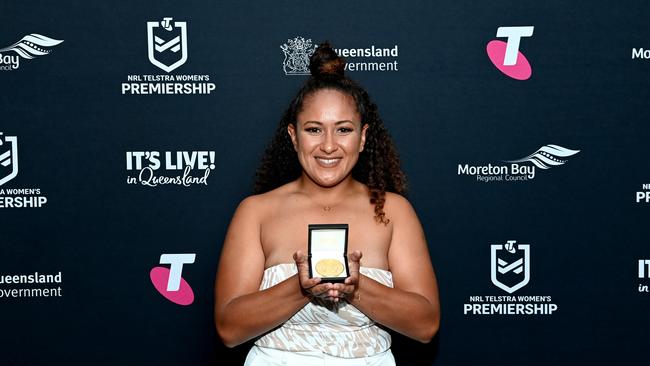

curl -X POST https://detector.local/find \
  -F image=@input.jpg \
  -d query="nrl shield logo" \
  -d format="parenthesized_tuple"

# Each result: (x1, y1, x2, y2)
(0, 133, 18, 187)
(147, 17, 187, 73)
(281, 37, 316, 75)
(491, 240, 530, 294)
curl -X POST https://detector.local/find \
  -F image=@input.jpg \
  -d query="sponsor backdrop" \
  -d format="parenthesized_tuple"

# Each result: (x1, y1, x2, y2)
(1, 0, 649, 365)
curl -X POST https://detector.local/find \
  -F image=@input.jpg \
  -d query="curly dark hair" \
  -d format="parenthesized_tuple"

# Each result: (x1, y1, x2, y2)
(254, 42, 406, 224)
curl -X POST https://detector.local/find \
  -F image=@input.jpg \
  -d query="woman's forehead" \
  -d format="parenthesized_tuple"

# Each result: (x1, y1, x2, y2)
(298, 89, 360, 123)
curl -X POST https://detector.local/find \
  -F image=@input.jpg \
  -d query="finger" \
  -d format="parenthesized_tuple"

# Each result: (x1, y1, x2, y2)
(310, 283, 332, 297)
(330, 283, 354, 297)
(347, 251, 362, 276)
(302, 277, 321, 289)
(328, 289, 341, 298)
(344, 268, 360, 284)
(338, 284, 355, 294)
(325, 293, 340, 302)
(294, 251, 314, 285)
(293, 250, 307, 263)
(348, 250, 363, 262)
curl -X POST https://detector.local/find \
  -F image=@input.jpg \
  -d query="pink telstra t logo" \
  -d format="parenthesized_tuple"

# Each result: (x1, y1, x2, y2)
(486, 26, 534, 80)
(150, 253, 196, 305)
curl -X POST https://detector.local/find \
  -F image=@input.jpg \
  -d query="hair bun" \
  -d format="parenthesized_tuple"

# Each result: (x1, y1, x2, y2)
(309, 42, 345, 79)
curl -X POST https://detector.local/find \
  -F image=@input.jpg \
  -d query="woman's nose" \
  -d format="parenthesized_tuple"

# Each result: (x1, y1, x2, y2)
(319, 131, 338, 154)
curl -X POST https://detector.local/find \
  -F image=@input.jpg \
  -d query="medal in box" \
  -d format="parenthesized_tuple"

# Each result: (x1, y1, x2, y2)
(308, 224, 350, 283)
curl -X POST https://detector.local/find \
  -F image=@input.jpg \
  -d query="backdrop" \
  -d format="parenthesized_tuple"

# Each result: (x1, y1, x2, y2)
(2, 1, 649, 365)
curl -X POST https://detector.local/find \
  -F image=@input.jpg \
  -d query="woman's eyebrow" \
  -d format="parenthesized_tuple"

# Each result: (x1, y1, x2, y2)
(303, 120, 355, 125)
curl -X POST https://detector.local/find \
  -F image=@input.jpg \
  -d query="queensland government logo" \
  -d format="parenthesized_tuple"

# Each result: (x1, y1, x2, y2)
(0, 133, 47, 208)
(458, 144, 580, 182)
(121, 17, 215, 95)
(0, 271, 63, 299)
(281, 36, 399, 74)
(486, 26, 534, 80)
(0, 34, 63, 71)
(281, 37, 316, 75)
(464, 240, 558, 316)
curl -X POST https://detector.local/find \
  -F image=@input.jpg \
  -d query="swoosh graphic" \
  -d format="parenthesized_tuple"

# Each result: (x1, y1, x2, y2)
(0, 34, 64, 59)
(506, 144, 580, 169)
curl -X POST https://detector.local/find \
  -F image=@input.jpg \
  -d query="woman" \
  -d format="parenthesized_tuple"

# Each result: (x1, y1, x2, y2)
(215, 42, 439, 365)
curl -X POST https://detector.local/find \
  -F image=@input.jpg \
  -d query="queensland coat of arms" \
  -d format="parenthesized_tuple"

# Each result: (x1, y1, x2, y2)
(147, 17, 187, 73)
(281, 37, 316, 75)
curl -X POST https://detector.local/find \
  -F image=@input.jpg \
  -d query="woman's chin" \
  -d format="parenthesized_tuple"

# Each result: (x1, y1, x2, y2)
(308, 174, 346, 188)
(314, 178, 341, 188)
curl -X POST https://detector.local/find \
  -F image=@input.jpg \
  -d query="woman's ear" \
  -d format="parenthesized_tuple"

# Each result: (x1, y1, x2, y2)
(287, 123, 298, 151)
(359, 123, 369, 152)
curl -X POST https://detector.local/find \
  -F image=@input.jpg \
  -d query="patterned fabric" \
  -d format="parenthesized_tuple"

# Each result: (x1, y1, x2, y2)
(254, 263, 394, 358)
(244, 345, 396, 366)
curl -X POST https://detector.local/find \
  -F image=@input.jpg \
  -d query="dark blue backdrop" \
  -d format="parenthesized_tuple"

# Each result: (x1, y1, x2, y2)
(2, 1, 649, 365)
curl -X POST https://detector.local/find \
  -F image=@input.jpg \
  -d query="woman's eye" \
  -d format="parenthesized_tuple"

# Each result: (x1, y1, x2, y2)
(305, 127, 321, 134)
(337, 127, 353, 134)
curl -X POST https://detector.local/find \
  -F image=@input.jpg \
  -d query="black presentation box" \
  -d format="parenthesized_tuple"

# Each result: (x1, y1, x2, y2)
(308, 224, 350, 283)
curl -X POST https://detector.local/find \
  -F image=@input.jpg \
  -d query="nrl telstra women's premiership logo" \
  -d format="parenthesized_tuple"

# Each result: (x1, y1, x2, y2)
(147, 17, 188, 73)
(0, 133, 18, 187)
(491, 240, 530, 294)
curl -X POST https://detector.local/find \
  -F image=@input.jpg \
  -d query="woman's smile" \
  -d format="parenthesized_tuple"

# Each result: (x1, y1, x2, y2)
(314, 156, 342, 167)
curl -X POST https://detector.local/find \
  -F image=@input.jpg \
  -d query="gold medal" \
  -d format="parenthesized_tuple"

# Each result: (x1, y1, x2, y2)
(315, 259, 344, 277)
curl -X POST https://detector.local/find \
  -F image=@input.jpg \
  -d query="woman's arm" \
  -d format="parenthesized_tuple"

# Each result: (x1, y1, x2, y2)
(344, 194, 440, 343)
(214, 196, 330, 347)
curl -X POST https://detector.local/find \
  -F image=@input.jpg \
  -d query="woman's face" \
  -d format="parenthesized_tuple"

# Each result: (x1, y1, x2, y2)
(288, 89, 368, 188)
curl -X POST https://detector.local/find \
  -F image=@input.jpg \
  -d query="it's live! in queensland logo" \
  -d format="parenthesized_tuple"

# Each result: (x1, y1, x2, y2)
(486, 26, 534, 80)
(125, 150, 215, 187)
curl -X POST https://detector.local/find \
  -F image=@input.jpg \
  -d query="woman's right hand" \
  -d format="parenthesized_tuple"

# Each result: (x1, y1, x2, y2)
(293, 251, 342, 301)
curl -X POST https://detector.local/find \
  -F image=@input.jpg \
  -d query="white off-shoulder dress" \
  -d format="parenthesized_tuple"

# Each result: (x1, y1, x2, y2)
(244, 263, 396, 366)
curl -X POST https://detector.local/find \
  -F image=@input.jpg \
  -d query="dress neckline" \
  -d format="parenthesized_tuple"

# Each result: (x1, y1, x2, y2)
(263, 262, 390, 273)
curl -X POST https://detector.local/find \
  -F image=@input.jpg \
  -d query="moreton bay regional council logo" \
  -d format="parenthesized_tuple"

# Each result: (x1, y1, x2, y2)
(281, 37, 316, 75)
(0, 133, 18, 187)
(147, 17, 187, 73)
(491, 240, 530, 294)
(0, 34, 63, 71)
(505, 144, 580, 169)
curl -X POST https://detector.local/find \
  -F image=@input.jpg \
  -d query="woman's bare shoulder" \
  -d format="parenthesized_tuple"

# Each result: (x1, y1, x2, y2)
(383, 192, 417, 218)
(235, 182, 298, 215)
